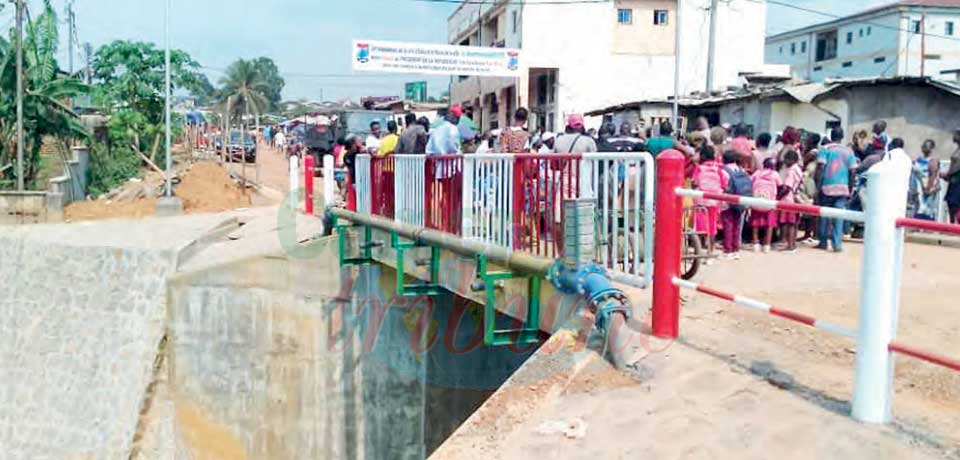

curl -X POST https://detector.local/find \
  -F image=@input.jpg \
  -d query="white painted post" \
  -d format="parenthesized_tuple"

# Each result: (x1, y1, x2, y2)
(852, 155, 911, 423)
(323, 155, 335, 207)
(461, 156, 475, 238)
(289, 156, 299, 211)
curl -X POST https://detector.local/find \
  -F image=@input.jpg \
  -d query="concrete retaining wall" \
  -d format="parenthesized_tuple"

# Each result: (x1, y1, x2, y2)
(0, 231, 177, 458)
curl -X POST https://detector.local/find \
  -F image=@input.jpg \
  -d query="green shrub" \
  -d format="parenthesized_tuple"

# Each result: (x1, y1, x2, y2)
(87, 143, 142, 197)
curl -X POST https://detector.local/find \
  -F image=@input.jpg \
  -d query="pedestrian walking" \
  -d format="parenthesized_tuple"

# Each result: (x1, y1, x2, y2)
(397, 113, 427, 155)
(943, 130, 960, 222)
(750, 157, 781, 252)
(426, 106, 462, 155)
(377, 120, 399, 157)
(814, 127, 858, 252)
(720, 150, 751, 258)
(693, 145, 728, 260)
(365, 121, 382, 154)
(779, 149, 804, 252)
(912, 139, 940, 220)
(499, 107, 531, 153)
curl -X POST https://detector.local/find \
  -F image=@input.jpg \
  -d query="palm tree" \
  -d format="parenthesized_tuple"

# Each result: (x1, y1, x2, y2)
(219, 59, 269, 132)
(218, 59, 269, 187)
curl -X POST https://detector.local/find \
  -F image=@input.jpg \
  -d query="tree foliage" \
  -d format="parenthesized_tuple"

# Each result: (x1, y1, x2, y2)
(251, 57, 284, 112)
(92, 40, 204, 125)
(219, 59, 270, 122)
(0, 0, 89, 189)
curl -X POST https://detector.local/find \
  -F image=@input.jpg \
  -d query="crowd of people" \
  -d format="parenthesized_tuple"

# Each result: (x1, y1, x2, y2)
(326, 103, 960, 261)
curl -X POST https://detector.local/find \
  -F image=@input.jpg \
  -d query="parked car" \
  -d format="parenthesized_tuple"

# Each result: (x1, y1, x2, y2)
(225, 130, 256, 163)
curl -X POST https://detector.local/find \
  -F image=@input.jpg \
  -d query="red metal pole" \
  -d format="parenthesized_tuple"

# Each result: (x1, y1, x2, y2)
(304, 155, 315, 215)
(653, 149, 685, 338)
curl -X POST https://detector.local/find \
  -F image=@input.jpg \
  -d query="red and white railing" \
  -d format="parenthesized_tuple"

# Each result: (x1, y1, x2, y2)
(370, 156, 396, 219)
(351, 151, 654, 288)
(425, 155, 464, 235)
(652, 149, 960, 425)
(674, 189, 866, 222)
(672, 278, 857, 338)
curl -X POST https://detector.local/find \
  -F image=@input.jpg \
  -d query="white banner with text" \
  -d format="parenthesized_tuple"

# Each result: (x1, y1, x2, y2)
(352, 39, 522, 77)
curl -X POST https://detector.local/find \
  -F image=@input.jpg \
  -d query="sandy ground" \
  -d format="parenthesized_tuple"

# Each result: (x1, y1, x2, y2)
(434, 242, 960, 459)
(65, 161, 253, 222)
(222, 144, 324, 208)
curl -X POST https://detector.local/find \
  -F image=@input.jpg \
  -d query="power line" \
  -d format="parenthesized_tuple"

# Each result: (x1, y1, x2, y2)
(412, 0, 612, 4)
(760, 0, 960, 43)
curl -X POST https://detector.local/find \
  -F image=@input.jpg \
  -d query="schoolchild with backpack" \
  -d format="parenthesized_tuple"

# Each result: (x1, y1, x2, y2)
(721, 150, 752, 259)
(692, 145, 729, 261)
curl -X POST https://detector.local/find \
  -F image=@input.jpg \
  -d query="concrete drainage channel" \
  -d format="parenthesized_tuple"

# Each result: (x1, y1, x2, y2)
(144, 210, 543, 459)
(0, 209, 548, 459)
(163, 236, 541, 459)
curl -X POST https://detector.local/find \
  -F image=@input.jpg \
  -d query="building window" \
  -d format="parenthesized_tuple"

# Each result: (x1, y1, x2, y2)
(912, 20, 921, 33)
(537, 75, 548, 105)
(617, 9, 633, 25)
(947, 22, 955, 36)
(654, 10, 669, 26)
(813, 66, 823, 71)
(842, 61, 853, 68)
(512, 10, 519, 33)
(859, 28, 863, 37)
(790, 43, 796, 55)
(847, 32, 853, 44)
(815, 30, 838, 62)
(867, 26, 872, 35)
(779, 46, 783, 55)
(874, 56, 886, 63)
(548, 71, 556, 103)
(801, 41, 806, 53)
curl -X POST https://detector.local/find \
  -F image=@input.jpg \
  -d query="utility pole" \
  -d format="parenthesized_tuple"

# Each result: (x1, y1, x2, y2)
(705, 0, 719, 94)
(164, 0, 172, 198)
(67, 1, 75, 75)
(15, 0, 24, 191)
(84, 43, 92, 84)
(673, 0, 682, 135)
(920, 13, 926, 78)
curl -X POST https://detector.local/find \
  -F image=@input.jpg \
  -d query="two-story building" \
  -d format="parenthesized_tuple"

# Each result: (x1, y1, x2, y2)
(447, 0, 767, 133)
(765, 0, 960, 83)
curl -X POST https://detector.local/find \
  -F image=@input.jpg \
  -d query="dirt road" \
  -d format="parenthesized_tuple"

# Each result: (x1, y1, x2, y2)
(224, 143, 325, 208)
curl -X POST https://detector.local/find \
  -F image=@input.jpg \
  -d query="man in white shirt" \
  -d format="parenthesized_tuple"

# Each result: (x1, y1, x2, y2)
(365, 121, 382, 154)
(275, 130, 286, 155)
(886, 137, 912, 166)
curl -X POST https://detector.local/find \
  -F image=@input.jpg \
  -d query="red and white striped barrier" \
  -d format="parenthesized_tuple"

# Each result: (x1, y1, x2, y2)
(652, 150, 960, 425)
(675, 188, 866, 222)
(896, 217, 960, 236)
(672, 278, 856, 339)
(888, 342, 960, 372)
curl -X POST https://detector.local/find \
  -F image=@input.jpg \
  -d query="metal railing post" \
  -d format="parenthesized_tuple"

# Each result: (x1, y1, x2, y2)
(288, 155, 299, 211)
(641, 152, 655, 288)
(304, 155, 314, 215)
(652, 150, 685, 338)
(462, 155, 475, 238)
(852, 155, 911, 423)
(323, 154, 335, 207)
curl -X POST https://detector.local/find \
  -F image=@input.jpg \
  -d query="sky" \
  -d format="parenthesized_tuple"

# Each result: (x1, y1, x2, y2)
(0, 0, 898, 102)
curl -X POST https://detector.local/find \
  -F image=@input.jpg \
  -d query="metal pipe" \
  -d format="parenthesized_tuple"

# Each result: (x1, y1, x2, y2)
(331, 208, 554, 276)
